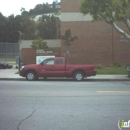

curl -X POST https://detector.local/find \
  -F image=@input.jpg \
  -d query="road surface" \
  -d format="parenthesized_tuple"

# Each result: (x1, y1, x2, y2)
(0, 81, 130, 130)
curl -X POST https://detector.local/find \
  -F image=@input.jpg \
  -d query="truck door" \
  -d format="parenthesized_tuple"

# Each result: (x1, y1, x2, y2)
(54, 58, 65, 76)
(39, 58, 55, 76)
(39, 58, 65, 77)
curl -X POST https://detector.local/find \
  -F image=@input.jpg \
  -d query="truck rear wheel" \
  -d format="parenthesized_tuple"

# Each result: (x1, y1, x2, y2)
(73, 71, 84, 81)
(26, 71, 38, 81)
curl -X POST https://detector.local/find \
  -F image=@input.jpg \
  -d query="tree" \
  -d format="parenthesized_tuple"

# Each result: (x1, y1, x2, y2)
(80, 0, 130, 41)
(0, 13, 21, 43)
(31, 37, 48, 50)
(20, 13, 37, 40)
(52, 1, 56, 9)
(0, 1, 61, 43)
(37, 15, 60, 39)
(0, 13, 7, 42)
(6, 15, 20, 43)
(29, 2, 53, 15)
(20, 7, 25, 12)
(60, 29, 78, 59)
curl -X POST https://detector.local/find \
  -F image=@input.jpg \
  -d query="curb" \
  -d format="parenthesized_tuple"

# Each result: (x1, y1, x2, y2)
(0, 78, 25, 81)
(0, 78, 129, 81)
(87, 79, 130, 81)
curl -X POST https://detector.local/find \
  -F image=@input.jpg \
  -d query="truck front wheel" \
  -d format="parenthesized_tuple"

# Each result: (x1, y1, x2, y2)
(73, 71, 84, 81)
(26, 71, 38, 81)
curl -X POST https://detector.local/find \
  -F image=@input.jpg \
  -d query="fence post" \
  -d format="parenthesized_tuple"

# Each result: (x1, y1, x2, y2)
(6, 42, 7, 63)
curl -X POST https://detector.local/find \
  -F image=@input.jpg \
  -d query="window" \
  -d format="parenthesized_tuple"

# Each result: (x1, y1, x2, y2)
(56, 58, 63, 64)
(43, 59, 54, 65)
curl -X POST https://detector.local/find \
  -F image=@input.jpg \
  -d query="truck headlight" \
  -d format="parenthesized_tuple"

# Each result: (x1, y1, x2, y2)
(20, 66, 24, 71)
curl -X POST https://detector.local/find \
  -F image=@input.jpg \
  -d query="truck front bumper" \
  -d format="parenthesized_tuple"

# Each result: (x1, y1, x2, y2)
(19, 69, 26, 77)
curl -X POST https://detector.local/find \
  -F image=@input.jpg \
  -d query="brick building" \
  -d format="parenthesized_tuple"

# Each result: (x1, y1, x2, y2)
(61, 0, 130, 65)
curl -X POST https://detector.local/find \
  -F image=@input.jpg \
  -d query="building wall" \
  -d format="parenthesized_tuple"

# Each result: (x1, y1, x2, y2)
(61, 0, 80, 12)
(20, 40, 61, 50)
(21, 48, 36, 64)
(61, 0, 130, 65)
(21, 48, 61, 64)
(20, 40, 61, 64)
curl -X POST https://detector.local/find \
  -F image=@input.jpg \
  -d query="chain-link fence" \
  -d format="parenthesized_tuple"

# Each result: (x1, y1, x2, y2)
(0, 42, 20, 65)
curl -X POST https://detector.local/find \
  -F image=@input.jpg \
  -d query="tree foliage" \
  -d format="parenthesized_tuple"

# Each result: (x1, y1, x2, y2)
(0, 1, 61, 43)
(0, 14, 20, 42)
(60, 29, 78, 58)
(80, 0, 130, 40)
(20, 13, 37, 40)
(61, 29, 78, 47)
(37, 15, 60, 39)
(0, 13, 8, 42)
(29, 2, 60, 15)
(31, 37, 48, 49)
(0, 13, 60, 42)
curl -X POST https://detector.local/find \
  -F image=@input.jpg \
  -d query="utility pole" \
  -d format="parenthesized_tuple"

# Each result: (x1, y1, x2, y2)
(112, 25, 114, 63)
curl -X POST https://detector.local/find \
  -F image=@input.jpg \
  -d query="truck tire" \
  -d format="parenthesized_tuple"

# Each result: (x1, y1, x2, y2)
(73, 71, 84, 81)
(26, 71, 38, 81)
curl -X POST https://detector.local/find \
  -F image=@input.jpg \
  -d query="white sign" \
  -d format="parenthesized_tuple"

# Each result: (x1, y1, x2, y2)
(36, 50, 53, 54)
(36, 56, 55, 64)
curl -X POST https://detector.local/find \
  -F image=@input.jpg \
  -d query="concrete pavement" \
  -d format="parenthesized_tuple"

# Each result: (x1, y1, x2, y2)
(0, 67, 130, 81)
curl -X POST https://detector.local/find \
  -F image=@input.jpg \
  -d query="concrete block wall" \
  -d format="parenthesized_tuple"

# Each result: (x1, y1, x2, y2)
(21, 48, 61, 64)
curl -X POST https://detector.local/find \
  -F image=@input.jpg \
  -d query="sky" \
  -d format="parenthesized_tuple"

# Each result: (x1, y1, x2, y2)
(0, 0, 59, 17)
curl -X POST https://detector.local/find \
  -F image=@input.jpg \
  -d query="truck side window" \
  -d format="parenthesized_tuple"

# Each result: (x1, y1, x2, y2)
(44, 59, 54, 65)
(56, 58, 63, 64)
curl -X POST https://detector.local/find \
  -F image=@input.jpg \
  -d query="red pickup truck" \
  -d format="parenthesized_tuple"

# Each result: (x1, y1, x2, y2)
(20, 57, 96, 81)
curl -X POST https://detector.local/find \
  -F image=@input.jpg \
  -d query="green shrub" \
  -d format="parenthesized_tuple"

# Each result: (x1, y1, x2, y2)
(96, 64, 103, 69)
(112, 62, 121, 68)
(97, 67, 127, 74)
(125, 64, 130, 68)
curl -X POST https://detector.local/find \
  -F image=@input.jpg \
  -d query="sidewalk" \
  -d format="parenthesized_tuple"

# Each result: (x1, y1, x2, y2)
(0, 67, 130, 81)
(0, 68, 24, 80)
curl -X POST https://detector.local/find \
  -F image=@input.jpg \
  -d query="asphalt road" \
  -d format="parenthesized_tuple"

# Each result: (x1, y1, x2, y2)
(0, 81, 130, 130)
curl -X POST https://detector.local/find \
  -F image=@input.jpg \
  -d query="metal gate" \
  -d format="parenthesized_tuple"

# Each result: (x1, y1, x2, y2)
(0, 42, 20, 65)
